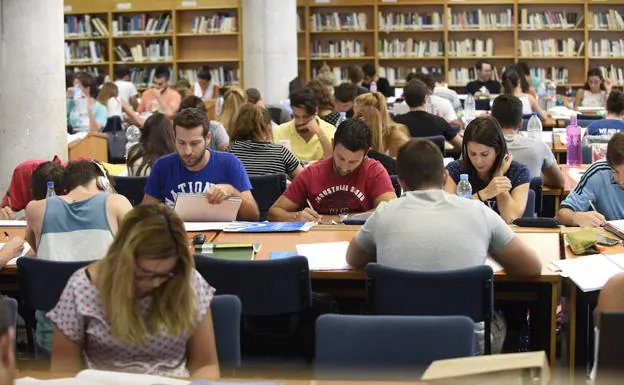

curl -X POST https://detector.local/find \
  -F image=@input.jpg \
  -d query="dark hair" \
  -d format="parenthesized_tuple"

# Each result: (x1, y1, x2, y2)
(127, 113, 175, 176)
(180, 95, 208, 114)
(289, 87, 318, 116)
(501, 69, 521, 95)
(65, 69, 75, 89)
(583, 68, 606, 91)
(397, 139, 444, 190)
(491, 95, 524, 130)
(30, 162, 64, 200)
(607, 90, 624, 115)
(431, 72, 445, 84)
(607, 132, 624, 167)
(475, 61, 491, 71)
(0, 299, 13, 337)
(514, 63, 531, 93)
(198, 68, 212, 82)
(462, 116, 508, 182)
(412, 72, 435, 91)
(307, 80, 334, 112)
(173, 107, 209, 137)
(362, 63, 376, 78)
(245, 88, 262, 105)
(63, 160, 108, 192)
(154, 66, 170, 80)
(334, 118, 372, 152)
(289, 76, 306, 95)
(76, 72, 98, 98)
(405, 72, 418, 83)
(115, 65, 131, 80)
(348, 65, 364, 84)
(403, 79, 428, 108)
(334, 83, 358, 103)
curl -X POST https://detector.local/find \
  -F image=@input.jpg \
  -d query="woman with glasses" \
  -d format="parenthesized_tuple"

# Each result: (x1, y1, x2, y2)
(48, 204, 219, 378)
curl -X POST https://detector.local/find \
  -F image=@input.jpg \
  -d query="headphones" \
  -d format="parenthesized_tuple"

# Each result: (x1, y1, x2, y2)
(92, 161, 112, 192)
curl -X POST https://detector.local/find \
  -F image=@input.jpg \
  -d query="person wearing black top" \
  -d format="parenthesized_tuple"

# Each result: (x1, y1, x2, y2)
(465, 61, 501, 111)
(393, 79, 462, 151)
(362, 63, 392, 98)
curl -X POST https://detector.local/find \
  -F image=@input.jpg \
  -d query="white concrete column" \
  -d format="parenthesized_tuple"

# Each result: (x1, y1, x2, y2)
(0, 0, 67, 196)
(242, 0, 298, 105)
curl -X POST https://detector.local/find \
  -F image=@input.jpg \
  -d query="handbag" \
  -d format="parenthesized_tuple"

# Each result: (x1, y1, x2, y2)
(103, 116, 127, 163)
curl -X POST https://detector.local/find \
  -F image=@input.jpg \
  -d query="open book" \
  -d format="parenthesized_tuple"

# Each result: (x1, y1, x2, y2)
(174, 194, 241, 222)
(605, 220, 624, 240)
(552, 253, 624, 292)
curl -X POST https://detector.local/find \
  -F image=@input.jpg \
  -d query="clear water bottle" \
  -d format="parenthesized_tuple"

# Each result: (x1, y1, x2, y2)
(464, 94, 476, 123)
(546, 81, 557, 110)
(369, 80, 377, 93)
(125, 124, 141, 157)
(46, 182, 56, 198)
(526, 113, 543, 140)
(566, 115, 582, 167)
(457, 174, 472, 199)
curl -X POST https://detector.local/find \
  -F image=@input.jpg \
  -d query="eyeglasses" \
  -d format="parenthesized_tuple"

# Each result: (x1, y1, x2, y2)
(134, 264, 178, 282)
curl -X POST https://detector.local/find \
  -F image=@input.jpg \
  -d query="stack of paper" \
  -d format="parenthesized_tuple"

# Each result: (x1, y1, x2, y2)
(0, 220, 27, 227)
(295, 241, 350, 271)
(184, 222, 231, 231)
(552, 254, 623, 292)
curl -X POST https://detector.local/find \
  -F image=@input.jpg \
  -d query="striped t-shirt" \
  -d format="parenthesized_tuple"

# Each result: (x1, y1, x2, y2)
(227, 140, 300, 177)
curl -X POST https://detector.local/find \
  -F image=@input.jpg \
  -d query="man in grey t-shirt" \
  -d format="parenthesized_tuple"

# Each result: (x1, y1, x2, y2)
(491, 95, 564, 188)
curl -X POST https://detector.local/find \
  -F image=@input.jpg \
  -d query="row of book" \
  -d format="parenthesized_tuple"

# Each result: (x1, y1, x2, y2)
(379, 66, 442, 86)
(588, 10, 624, 30)
(447, 9, 513, 29)
(310, 12, 368, 31)
(311, 40, 366, 58)
(114, 41, 172, 62)
(518, 39, 583, 58)
(378, 39, 443, 58)
(112, 14, 171, 36)
(129, 67, 173, 88)
(67, 66, 103, 77)
(65, 41, 106, 64)
(448, 66, 503, 87)
(448, 38, 494, 57)
(529, 67, 569, 85)
(190, 14, 237, 34)
(589, 39, 624, 58)
(519, 10, 583, 29)
(599, 65, 624, 85)
(378, 12, 443, 31)
(64, 15, 109, 37)
(179, 67, 240, 86)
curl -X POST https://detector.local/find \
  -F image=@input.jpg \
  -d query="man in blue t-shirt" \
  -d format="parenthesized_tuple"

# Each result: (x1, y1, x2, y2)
(587, 90, 624, 136)
(143, 108, 259, 221)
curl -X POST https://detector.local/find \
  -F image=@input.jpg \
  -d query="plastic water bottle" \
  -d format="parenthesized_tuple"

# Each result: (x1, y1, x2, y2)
(369, 80, 377, 93)
(457, 174, 472, 199)
(125, 124, 141, 156)
(526, 113, 543, 140)
(566, 115, 582, 167)
(46, 182, 56, 198)
(546, 81, 557, 110)
(464, 94, 476, 123)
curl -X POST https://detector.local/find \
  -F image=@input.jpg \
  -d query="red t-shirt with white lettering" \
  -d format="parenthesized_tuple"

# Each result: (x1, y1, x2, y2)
(283, 156, 394, 215)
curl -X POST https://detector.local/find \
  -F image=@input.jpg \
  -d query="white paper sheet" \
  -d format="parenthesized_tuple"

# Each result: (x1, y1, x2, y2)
(552, 254, 622, 292)
(75, 369, 189, 385)
(0, 220, 27, 227)
(604, 253, 624, 270)
(184, 222, 231, 231)
(295, 241, 350, 271)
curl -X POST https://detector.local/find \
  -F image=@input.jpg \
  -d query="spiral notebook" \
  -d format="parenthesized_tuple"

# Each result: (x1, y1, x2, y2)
(174, 193, 241, 222)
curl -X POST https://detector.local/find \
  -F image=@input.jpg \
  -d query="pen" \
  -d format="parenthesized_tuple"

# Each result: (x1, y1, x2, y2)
(306, 199, 313, 209)
(589, 200, 598, 212)
(3, 232, 8, 239)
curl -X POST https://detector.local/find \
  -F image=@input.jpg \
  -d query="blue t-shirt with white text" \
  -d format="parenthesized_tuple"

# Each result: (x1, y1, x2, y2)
(145, 151, 252, 206)
(586, 119, 624, 136)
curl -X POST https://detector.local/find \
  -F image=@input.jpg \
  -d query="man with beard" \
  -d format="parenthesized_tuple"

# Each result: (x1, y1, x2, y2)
(268, 119, 396, 221)
(143, 108, 259, 221)
(273, 87, 336, 162)
(137, 66, 181, 118)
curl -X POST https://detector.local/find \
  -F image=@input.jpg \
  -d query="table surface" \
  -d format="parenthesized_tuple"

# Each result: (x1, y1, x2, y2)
(543, 164, 589, 196)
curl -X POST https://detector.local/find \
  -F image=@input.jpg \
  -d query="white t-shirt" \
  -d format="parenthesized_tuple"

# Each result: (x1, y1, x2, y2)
(430, 95, 458, 122)
(106, 97, 123, 118)
(194, 82, 215, 101)
(114, 80, 138, 103)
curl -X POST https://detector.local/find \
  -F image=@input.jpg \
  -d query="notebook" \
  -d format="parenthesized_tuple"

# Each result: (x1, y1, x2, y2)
(295, 241, 350, 271)
(174, 194, 241, 222)
(223, 221, 315, 233)
(195, 242, 261, 261)
(552, 254, 624, 292)
(605, 220, 624, 240)
(17, 368, 189, 384)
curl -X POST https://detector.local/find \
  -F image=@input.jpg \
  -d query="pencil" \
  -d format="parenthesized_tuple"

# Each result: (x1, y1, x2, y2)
(589, 200, 598, 212)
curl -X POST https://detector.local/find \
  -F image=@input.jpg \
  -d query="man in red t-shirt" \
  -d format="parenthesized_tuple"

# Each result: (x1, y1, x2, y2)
(268, 119, 397, 221)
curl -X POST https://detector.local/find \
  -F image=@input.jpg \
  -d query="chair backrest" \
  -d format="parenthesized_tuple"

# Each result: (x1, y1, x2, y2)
(315, 314, 474, 380)
(522, 189, 536, 218)
(390, 175, 402, 197)
(365, 263, 493, 353)
(529, 176, 543, 217)
(194, 255, 311, 316)
(267, 107, 283, 125)
(367, 151, 396, 175)
(421, 135, 445, 156)
(249, 173, 287, 221)
(113, 176, 148, 206)
(211, 295, 242, 368)
(17, 258, 93, 311)
(598, 311, 624, 378)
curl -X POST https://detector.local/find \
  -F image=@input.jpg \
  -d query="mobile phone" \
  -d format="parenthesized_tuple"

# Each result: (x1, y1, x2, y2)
(596, 234, 621, 246)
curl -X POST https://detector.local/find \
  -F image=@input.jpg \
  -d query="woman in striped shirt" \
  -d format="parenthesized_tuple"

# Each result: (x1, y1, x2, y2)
(227, 104, 303, 180)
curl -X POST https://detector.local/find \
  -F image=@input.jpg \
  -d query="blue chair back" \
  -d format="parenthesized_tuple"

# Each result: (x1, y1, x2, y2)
(421, 135, 445, 156)
(249, 174, 287, 221)
(529, 177, 543, 217)
(390, 175, 402, 197)
(597, 311, 624, 378)
(315, 314, 474, 379)
(522, 189, 536, 218)
(211, 295, 242, 369)
(113, 176, 147, 206)
(365, 263, 493, 354)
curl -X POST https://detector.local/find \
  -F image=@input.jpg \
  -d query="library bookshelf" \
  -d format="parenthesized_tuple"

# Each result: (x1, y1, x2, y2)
(63, 0, 243, 91)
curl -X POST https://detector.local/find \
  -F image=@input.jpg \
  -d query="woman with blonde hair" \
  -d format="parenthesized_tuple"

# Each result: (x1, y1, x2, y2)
(354, 92, 409, 157)
(96, 82, 122, 118)
(218, 86, 246, 136)
(48, 204, 219, 378)
(308, 80, 342, 127)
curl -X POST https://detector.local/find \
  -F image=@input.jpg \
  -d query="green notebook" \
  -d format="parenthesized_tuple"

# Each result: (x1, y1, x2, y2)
(194, 242, 261, 261)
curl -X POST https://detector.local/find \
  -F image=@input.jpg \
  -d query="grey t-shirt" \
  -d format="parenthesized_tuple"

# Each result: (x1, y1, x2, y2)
(210, 121, 230, 150)
(355, 189, 516, 271)
(504, 133, 556, 179)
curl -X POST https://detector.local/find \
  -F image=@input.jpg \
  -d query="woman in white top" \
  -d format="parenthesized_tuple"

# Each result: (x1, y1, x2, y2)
(96, 82, 122, 118)
(126, 113, 175, 177)
(575, 68, 611, 110)
(501, 69, 546, 120)
(194, 68, 219, 101)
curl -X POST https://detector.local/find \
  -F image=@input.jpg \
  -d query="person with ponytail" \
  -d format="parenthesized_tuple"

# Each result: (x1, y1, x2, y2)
(575, 68, 612, 110)
(354, 92, 409, 157)
(501, 69, 546, 120)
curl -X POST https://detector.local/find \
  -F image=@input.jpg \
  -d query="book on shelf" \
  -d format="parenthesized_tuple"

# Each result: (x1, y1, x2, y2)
(129, 66, 173, 89)
(112, 13, 171, 36)
(65, 15, 109, 37)
(518, 38, 580, 57)
(447, 8, 513, 29)
(311, 12, 368, 31)
(65, 41, 105, 63)
(67, 66, 104, 77)
(448, 38, 493, 57)
(599, 65, 624, 86)
(378, 11, 443, 31)
(379, 38, 443, 58)
(520, 10, 581, 29)
(590, 38, 624, 58)
(311, 40, 365, 58)
(448, 66, 504, 87)
(589, 10, 624, 30)
(191, 14, 237, 34)
(179, 67, 240, 86)
(379, 66, 442, 87)
(530, 67, 568, 85)
(114, 40, 172, 62)
(312, 66, 349, 83)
